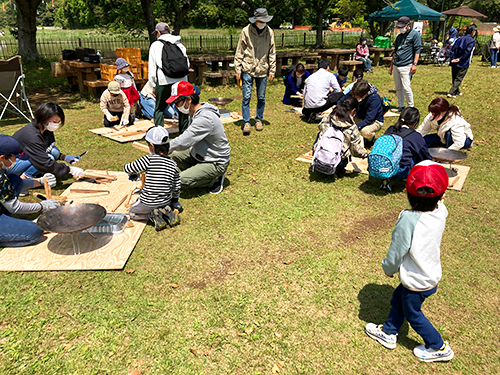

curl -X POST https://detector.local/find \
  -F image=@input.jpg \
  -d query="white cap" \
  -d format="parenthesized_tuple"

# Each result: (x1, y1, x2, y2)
(145, 126, 169, 145)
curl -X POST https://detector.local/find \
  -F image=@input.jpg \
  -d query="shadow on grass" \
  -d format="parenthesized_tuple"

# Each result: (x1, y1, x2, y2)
(358, 283, 421, 350)
(434, 91, 449, 96)
(358, 177, 406, 196)
(180, 177, 231, 199)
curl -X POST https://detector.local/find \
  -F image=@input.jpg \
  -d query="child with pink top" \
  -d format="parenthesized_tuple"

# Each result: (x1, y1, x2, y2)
(355, 37, 373, 73)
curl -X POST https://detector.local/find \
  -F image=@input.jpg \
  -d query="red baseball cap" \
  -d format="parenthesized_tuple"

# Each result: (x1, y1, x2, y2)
(406, 160, 449, 197)
(166, 81, 195, 103)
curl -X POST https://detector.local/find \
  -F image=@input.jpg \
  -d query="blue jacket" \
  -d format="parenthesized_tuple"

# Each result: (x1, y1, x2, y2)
(384, 126, 432, 167)
(450, 34, 475, 69)
(338, 84, 384, 130)
(283, 70, 310, 105)
(334, 72, 347, 87)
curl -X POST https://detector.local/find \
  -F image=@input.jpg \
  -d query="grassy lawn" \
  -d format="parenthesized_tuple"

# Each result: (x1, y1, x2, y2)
(0, 59, 499, 374)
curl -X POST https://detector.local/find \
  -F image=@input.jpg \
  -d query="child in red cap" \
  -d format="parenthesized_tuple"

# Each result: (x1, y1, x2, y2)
(365, 160, 454, 362)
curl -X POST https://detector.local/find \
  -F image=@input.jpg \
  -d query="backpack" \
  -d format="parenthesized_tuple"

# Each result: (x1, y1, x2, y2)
(157, 40, 189, 78)
(283, 64, 296, 85)
(381, 96, 391, 113)
(368, 128, 414, 179)
(311, 126, 344, 175)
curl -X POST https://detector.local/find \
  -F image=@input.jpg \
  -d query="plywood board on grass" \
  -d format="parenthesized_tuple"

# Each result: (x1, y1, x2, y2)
(295, 151, 470, 191)
(0, 170, 146, 271)
(89, 119, 179, 143)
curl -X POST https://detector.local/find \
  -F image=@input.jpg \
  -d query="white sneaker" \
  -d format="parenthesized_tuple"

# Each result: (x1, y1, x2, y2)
(413, 341, 454, 362)
(365, 323, 397, 349)
(447, 94, 456, 98)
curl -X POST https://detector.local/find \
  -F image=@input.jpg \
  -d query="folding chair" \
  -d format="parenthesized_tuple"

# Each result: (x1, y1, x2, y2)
(0, 55, 33, 122)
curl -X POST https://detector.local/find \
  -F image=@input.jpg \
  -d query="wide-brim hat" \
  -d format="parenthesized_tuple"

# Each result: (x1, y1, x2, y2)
(115, 57, 130, 71)
(396, 16, 411, 28)
(493, 26, 500, 32)
(249, 8, 273, 23)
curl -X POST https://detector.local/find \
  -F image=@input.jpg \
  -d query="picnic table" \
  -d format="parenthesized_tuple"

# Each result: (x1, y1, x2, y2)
(314, 49, 358, 71)
(275, 50, 320, 77)
(189, 54, 236, 85)
(62, 60, 100, 93)
(370, 47, 395, 66)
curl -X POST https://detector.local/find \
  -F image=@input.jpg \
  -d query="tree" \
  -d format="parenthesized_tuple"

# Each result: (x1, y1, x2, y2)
(15, 0, 43, 61)
(311, 0, 335, 47)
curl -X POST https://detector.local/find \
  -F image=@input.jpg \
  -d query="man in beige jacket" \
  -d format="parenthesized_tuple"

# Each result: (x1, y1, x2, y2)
(234, 8, 276, 135)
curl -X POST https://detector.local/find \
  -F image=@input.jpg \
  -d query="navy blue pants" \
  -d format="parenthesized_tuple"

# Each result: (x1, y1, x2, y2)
(382, 283, 444, 350)
(424, 129, 473, 150)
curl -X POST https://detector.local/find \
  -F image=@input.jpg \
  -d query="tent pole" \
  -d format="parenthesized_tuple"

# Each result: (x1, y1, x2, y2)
(442, 17, 447, 43)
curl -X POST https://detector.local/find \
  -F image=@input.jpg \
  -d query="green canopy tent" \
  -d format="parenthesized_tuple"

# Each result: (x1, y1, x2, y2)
(365, 0, 445, 22)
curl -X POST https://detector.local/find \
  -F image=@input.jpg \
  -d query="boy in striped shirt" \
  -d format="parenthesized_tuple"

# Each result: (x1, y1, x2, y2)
(124, 127, 181, 231)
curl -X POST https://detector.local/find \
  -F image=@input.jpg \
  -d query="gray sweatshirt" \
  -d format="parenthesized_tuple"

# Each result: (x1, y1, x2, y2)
(169, 103, 231, 164)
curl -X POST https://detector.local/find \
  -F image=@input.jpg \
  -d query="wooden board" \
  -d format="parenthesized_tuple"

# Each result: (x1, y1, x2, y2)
(295, 151, 470, 191)
(0, 171, 147, 271)
(89, 119, 179, 143)
(384, 111, 401, 118)
(220, 112, 243, 124)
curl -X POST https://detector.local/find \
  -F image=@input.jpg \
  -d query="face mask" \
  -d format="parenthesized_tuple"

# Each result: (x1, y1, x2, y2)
(362, 41, 366, 45)
(256, 22, 266, 30)
(122, 66, 129, 73)
(177, 101, 190, 114)
(0, 157, 15, 170)
(46, 122, 60, 132)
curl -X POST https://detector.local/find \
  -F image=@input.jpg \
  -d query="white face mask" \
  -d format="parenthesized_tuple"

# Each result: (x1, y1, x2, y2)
(46, 122, 60, 132)
(1, 157, 15, 170)
(177, 100, 190, 114)
(256, 22, 266, 30)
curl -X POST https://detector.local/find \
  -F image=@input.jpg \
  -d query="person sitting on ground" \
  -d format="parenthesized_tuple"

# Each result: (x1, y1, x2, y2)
(384, 107, 432, 181)
(417, 97, 473, 150)
(334, 65, 349, 89)
(113, 57, 140, 108)
(139, 83, 178, 122)
(100, 81, 134, 127)
(313, 96, 368, 175)
(282, 63, 310, 105)
(302, 59, 343, 122)
(8, 102, 85, 184)
(355, 37, 373, 73)
(337, 79, 384, 148)
(167, 81, 231, 195)
(124, 127, 181, 231)
(343, 68, 364, 96)
(0, 135, 60, 247)
(366, 161, 454, 363)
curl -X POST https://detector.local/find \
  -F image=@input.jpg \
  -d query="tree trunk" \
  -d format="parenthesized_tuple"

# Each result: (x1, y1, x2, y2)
(140, 0, 156, 44)
(168, 0, 192, 36)
(315, 8, 326, 48)
(15, 0, 42, 62)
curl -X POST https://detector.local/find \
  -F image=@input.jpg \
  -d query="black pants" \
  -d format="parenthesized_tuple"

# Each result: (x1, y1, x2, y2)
(154, 83, 189, 133)
(103, 110, 135, 127)
(302, 92, 344, 118)
(449, 66, 468, 96)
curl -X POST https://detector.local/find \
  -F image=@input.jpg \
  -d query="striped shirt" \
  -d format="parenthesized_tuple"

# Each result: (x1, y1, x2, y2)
(124, 154, 180, 208)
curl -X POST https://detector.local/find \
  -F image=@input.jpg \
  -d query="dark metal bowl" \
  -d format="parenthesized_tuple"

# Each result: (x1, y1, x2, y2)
(429, 148, 468, 163)
(37, 203, 107, 233)
(208, 97, 233, 106)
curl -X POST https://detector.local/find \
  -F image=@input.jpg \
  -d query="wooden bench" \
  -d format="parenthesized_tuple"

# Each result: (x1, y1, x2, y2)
(338, 60, 363, 72)
(202, 70, 236, 85)
(281, 63, 317, 73)
(83, 78, 147, 97)
(382, 57, 393, 65)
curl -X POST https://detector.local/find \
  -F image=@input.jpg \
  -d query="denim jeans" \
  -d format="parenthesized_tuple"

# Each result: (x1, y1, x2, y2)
(0, 174, 43, 247)
(358, 57, 372, 71)
(393, 64, 414, 108)
(241, 72, 267, 123)
(6, 146, 60, 178)
(490, 48, 498, 67)
(424, 130, 473, 150)
(382, 284, 444, 350)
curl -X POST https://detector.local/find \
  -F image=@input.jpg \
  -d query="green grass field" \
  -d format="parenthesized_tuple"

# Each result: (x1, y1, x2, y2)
(0, 58, 499, 374)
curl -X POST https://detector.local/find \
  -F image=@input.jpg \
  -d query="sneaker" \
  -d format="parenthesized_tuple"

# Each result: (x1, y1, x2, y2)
(458, 92, 463, 96)
(150, 208, 168, 231)
(367, 69, 374, 73)
(447, 94, 456, 98)
(307, 112, 317, 123)
(242, 122, 251, 135)
(490, 66, 496, 68)
(413, 341, 454, 362)
(365, 323, 397, 349)
(380, 179, 392, 192)
(159, 206, 180, 227)
(255, 119, 264, 131)
(390, 107, 404, 113)
(209, 174, 225, 194)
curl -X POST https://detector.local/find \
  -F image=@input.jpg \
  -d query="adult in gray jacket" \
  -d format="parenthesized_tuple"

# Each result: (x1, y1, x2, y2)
(389, 16, 422, 112)
(234, 8, 276, 135)
(167, 81, 231, 194)
(148, 22, 190, 131)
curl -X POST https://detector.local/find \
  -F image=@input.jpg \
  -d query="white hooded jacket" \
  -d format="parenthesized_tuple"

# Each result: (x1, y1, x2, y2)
(148, 34, 189, 87)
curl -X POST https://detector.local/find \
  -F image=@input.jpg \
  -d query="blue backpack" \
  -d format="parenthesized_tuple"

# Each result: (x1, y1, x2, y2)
(368, 128, 413, 178)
